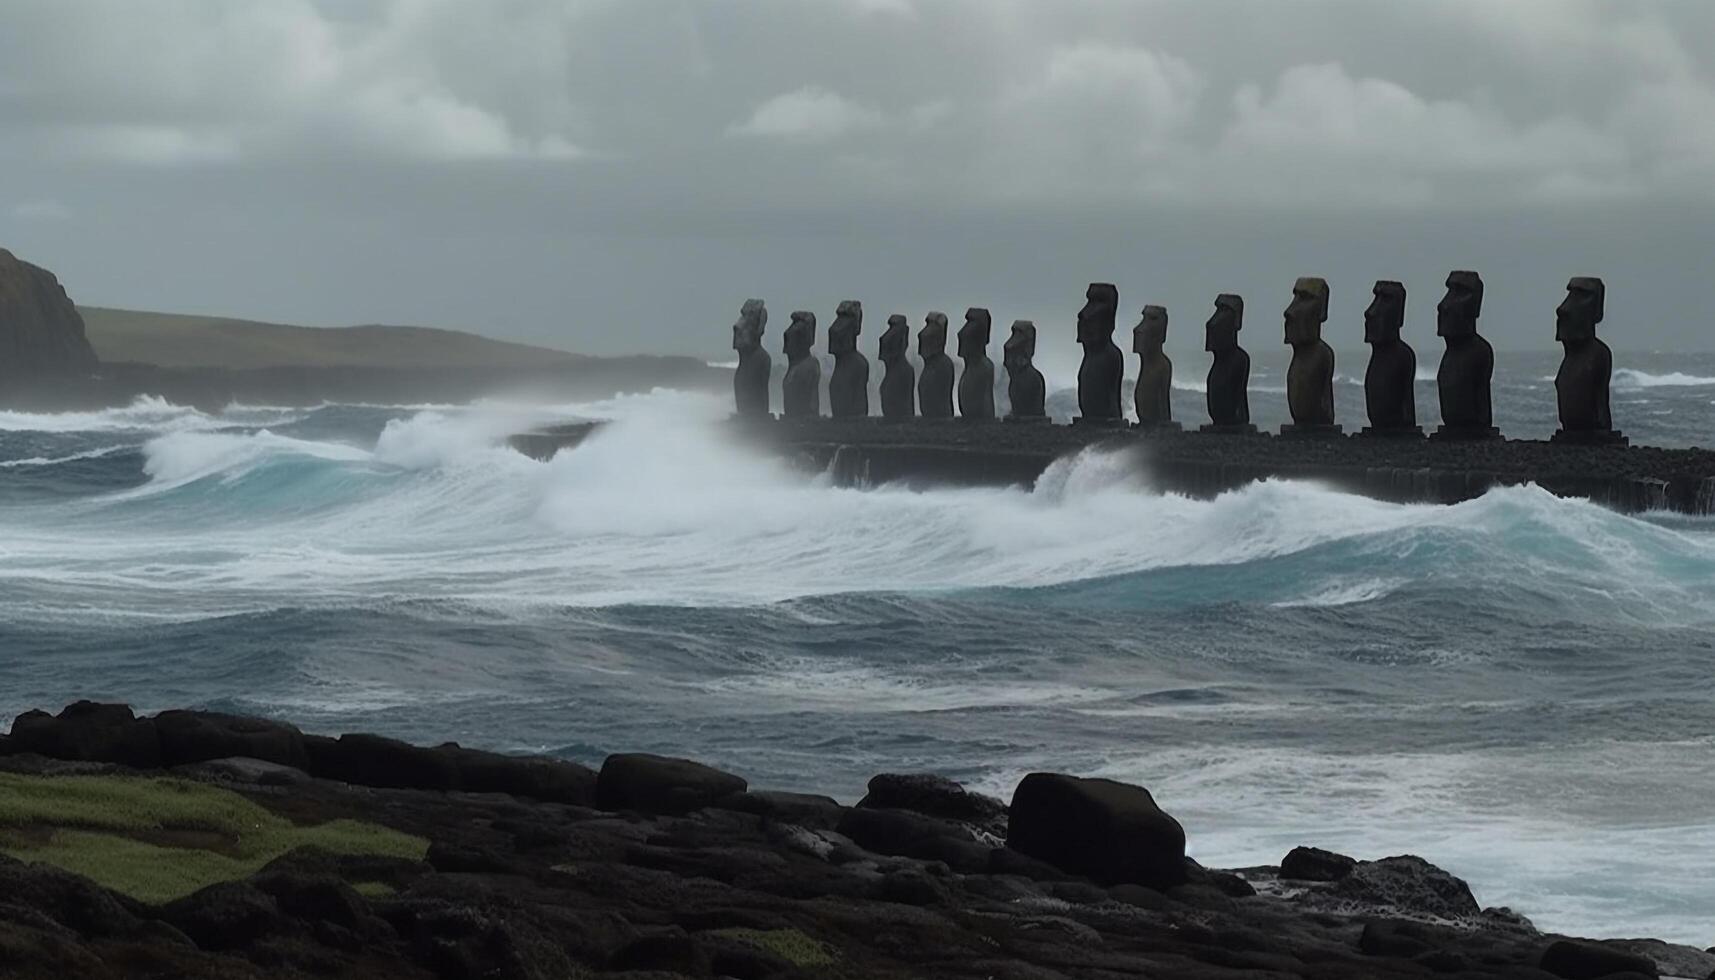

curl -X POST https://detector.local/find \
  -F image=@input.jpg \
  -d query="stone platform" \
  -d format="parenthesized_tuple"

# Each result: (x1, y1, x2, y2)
(510, 418, 1715, 515)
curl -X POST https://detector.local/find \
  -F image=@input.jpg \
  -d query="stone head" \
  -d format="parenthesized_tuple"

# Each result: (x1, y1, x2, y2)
(783, 310, 816, 359)
(1284, 277, 1329, 346)
(1004, 320, 1037, 370)
(958, 308, 992, 358)
(879, 314, 910, 360)
(1437, 270, 1484, 338)
(829, 300, 863, 355)
(1205, 294, 1244, 352)
(732, 299, 767, 353)
(1134, 306, 1168, 354)
(1556, 276, 1605, 343)
(1077, 283, 1119, 348)
(919, 311, 949, 357)
(1364, 281, 1406, 345)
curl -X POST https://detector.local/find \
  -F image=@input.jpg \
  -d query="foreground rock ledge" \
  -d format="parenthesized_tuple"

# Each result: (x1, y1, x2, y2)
(0, 701, 1709, 980)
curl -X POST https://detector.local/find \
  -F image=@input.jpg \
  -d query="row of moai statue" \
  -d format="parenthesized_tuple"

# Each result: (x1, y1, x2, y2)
(729, 273, 1620, 444)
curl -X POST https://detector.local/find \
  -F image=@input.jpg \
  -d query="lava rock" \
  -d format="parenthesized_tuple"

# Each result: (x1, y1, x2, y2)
(7, 702, 161, 768)
(835, 808, 991, 873)
(1328, 855, 1481, 921)
(857, 773, 1008, 837)
(304, 733, 460, 791)
(1280, 845, 1358, 882)
(439, 745, 596, 806)
(1005, 773, 1187, 888)
(1539, 939, 1659, 980)
(596, 753, 747, 816)
(160, 882, 287, 951)
(154, 710, 309, 769)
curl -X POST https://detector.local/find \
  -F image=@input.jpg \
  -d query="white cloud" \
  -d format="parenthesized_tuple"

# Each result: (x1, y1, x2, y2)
(729, 87, 886, 144)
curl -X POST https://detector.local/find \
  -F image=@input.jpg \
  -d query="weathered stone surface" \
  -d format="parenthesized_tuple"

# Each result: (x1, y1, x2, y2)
(1005, 773, 1187, 888)
(1362, 280, 1420, 436)
(1279, 845, 1356, 882)
(154, 710, 309, 769)
(1132, 305, 1173, 426)
(1554, 277, 1623, 444)
(7, 702, 161, 768)
(1539, 938, 1659, 979)
(1283, 277, 1338, 432)
(730, 299, 771, 417)
(828, 300, 870, 418)
(781, 310, 821, 419)
(1324, 855, 1481, 921)
(1003, 320, 1046, 420)
(1075, 284, 1124, 423)
(1203, 294, 1252, 430)
(878, 314, 916, 419)
(956, 308, 996, 421)
(595, 753, 747, 815)
(917, 312, 955, 419)
(0, 249, 99, 387)
(857, 773, 1008, 837)
(1434, 270, 1498, 439)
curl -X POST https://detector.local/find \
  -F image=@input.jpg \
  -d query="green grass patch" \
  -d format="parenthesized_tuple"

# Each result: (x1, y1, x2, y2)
(0, 772, 427, 903)
(708, 927, 838, 967)
(351, 880, 397, 899)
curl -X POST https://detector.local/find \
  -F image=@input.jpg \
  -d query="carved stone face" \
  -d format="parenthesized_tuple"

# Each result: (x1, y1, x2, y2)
(1364, 281, 1406, 345)
(879, 315, 910, 360)
(1134, 306, 1168, 354)
(783, 311, 816, 359)
(919, 312, 948, 357)
(732, 299, 767, 353)
(958, 308, 991, 358)
(1004, 321, 1036, 370)
(1077, 283, 1119, 348)
(1284, 277, 1329, 346)
(829, 300, 862, 355)
(1437, 270, 1484, 338)
(1205, 294, 1243, 353)
(1556, 276, 1605, 343)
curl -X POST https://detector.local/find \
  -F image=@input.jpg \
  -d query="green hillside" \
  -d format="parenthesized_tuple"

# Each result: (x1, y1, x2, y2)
(79, 306, 588, 370)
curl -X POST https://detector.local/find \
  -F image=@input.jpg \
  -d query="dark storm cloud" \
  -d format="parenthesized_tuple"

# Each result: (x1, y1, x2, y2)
(2, 0, 1712, 356)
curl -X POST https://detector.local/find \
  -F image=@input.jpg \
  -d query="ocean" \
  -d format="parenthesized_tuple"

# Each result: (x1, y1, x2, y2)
(1, 350, 1713, 945)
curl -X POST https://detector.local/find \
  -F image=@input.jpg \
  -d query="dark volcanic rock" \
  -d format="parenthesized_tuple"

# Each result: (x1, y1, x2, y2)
(836, 807, 992, 873)
(1280, 845, 1358, 882)
(857, 773, 1007, 837)
(305, 732, 460, 791)
(155, 710, 309, 769)
(1005, 773, 1187, 888)
(596, 753, 747, 815)
(7, 702, 161, 768)
(1326, 855, 1481, 921)
(1540, 938, 1659, 979)
(0, 249, 99, 386)
(160, 882, 287, 951)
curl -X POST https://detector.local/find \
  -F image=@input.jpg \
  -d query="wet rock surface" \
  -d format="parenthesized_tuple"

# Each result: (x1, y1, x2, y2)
(0, 702, 1709, 979)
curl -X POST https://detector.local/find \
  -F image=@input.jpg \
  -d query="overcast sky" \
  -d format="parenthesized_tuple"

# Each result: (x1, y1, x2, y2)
(3, 0, 1713, 359)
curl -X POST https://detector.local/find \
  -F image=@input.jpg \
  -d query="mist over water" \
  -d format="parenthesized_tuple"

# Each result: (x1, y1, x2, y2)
(2, 352, 1715, 944)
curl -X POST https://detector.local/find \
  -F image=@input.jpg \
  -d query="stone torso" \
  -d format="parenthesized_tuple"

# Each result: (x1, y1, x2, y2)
(1556, 338, 1613, 432)
(919, 354, 955, 419)
(1135, 354, 1173, 424)
(1206, 349, 1251, 425)
(1078, 342, 1124, 419)
(1008, 363, 1046, 418)
(1437, 335, 1494, 429)
(1286, 340, 1336, 426)
(830, 351, 870, 418)
(733, 348, 772, 416)
(783, 353, 822, 418)
(880, 356, 916, 419)
(1363, 341, 1416, 430)
(958, 355, 996, 420)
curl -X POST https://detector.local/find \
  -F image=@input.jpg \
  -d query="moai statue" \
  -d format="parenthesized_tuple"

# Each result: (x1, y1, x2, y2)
(1282, 277, 1340, 436)
(917, 312, 955, 420)
(1075, 283, 1124, 425)
(1003, 320, 1048, 422)
(1432, 271, 1499, 440)
(827, 300, 870, 418)
(957, 307, 997, 421)
(1132, 305, 1176, 430)
(1360, 280, 1422, 437)
(878, 314, 916, 420)
(731, 299, 772, 418)
(1201, 294, 1256, 433)
(781, 310, 822, 419)
(1552, 277, 1625, 445)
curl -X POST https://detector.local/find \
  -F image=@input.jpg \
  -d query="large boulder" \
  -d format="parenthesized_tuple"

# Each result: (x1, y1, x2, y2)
(302, 733, 596, 804)
(1326, 855, 1481, 921)
(857, 773, 1008, 837)
(1004, 773, 1187, 888)
(6, 702, 160, 768)
(1280, 845, 1357, 882)
(595, 753, 746, 815)
(1539, 939, 1659, 980)
(0, 249, 99, 386)
(154, 710, 309, 769)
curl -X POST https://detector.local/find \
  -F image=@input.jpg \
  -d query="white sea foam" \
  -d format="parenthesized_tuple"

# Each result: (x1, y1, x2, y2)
(0, 445, 132, 468)
(0, 395, 302, 434)
(1612, 368, 1715, 389)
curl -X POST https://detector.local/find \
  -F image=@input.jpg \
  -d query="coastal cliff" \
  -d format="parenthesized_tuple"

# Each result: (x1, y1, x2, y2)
(0, 248, 99, 386)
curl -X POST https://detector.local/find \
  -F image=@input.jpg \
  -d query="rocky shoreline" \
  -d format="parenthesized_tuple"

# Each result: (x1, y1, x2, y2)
(0, 701, 1708, 979)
